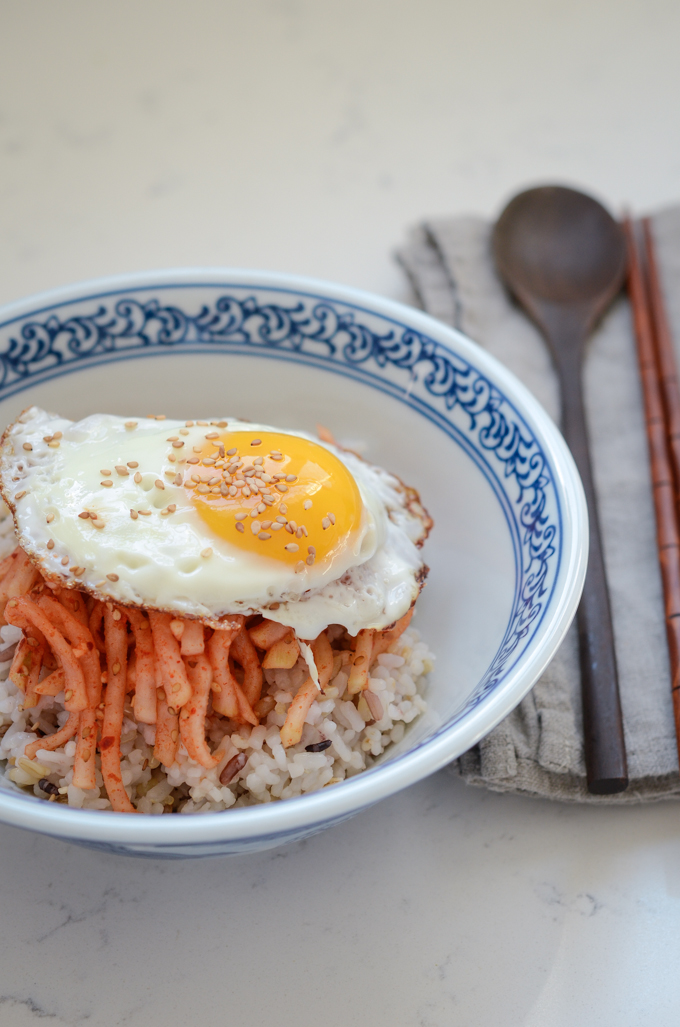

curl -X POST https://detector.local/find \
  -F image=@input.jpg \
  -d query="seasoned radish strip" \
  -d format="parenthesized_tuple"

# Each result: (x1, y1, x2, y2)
(88, 601, 106, 654)
(35, 666, 65, 696)
(311, 630, 334, 689)
(5, 597, 88, 711)
(262, 632, 299, 670)
(155, 695, 180, 768)
(57, 588, 89, 626)
(180, 653, 220, 768)
(231, 629, 263, 706)
(124, 608, 156, 725)
(0, 550, 39, 621)
(207, 622, 242, 719)
(180, 619, 205, 656)
(371, 609, 414, 660)
(35, 594, 102, 708)
(9, 637, 43, 693)
(280, 676, 318, 749)
(26, 711, 79, 761)
(149, 611, 192, 708)
(249, 619, 292, 650)
(347, 629, 374, 694)
(73, 708, 97, 790)
(100, 605, 136, 813)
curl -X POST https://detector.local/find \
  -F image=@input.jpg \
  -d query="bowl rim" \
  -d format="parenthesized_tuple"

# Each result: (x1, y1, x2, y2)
(0, 267, 587, 845)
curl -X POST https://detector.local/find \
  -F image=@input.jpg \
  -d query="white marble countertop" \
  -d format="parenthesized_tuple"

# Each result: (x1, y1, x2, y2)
(1, 2, 680, 1024)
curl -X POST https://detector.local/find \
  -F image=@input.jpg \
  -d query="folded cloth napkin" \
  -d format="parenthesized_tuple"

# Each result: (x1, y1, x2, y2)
(397, 207, 680, 803)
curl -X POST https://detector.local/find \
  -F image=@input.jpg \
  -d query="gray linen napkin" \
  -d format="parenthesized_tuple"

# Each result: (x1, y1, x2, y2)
(397, 207, 680, 802)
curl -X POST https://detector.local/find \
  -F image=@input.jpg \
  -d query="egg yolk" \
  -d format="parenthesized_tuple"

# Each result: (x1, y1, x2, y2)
(187, 431, 364, 570)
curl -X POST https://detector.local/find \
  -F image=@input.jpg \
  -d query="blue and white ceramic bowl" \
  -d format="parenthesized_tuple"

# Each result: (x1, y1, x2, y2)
(0, 270, 586, 857)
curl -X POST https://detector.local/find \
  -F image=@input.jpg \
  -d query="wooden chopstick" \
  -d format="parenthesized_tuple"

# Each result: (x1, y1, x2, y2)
(623, 216, 680, 759)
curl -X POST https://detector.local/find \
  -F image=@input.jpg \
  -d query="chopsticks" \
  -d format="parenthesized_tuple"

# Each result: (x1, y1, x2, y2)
(623, 216, 680, 759)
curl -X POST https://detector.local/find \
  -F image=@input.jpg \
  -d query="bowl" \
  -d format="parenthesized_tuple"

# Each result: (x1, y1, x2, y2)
(0, 269, 586, 857)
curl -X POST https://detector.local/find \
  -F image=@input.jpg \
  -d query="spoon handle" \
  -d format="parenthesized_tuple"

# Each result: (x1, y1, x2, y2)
(559, 351, 629, 794)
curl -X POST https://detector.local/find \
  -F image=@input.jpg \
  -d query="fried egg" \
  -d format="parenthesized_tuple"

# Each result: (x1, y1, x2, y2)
(0, 408, 430, 639)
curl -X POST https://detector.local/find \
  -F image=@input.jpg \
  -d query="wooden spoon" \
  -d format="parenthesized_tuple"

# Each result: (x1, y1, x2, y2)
(493, 184, 628, 794)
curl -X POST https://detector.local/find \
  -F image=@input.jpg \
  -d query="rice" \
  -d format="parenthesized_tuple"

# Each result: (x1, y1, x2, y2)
(0, 623, 433, 813)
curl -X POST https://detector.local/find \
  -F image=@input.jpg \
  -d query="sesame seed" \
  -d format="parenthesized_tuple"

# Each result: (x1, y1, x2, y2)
(229, 485, 238, 497)
(234, 512, 247, 521)
(257, 503, 266, 513)
(184, 481, 195, 489)
(127, 461, 139, 468)
(328, 512, 336, 525)
(205, 432, 219, 439)
(251, 521, 261, 534)
(250, 439, 262, 446)
(100, 469, 111, 476)
(280, 504, 288, 514)
(284, 543, 299, 552)
(253, 457, 264, 465)
(125, 421, 138, 429)
(235, 522, 245, 533)
(115, 466, 129, 476)
(167, 457, 176, 466)
(201, 547, 213, 558)
(138, 509, 151, 515)
(112, 662, 121, 674)
(193, 446, 202, 454)
(47, 540, 55, 550)
(296, 527, 304, 538)
(202, 458, 216, 466)
(288, 520, 298, 531)
(276, 516, 287, 524)
(227, 447, 237, 456)
(275, 483, 288, 493)
(261, 520, 272, 529)
(47, 441, 60, 449)
(180, 429, 189, 436)
(322, 517, 330, 529)
(174, 473, 183, 486)
(22, 442, 32, 451)
(61, 556, 69, 565)
(46, 513, 54, 523)
(308, 546, 316, 555)
(172, 441, 184, 449)
(130, 509, 139, 520)
(167, 504, 176, 512)
(43, 436, 53, 443)
(196, 484, 209, 494)
(107, 573, 119, 581)
(53, 432, 63, 440)
(65, 689, 73, 701)
(166, 436, 179, 442)
(134, 472, 142, 483)
(156, 415, 166, 420)
(210, 486, 220, 494)
(304, 499, 312, 510)
(154, 479, 165, 490)
(258, 532, 271, 541)
(306, 555, 315, 565)
(187, 457, 199, 465)
(197, 421, 208, 426)
(285, 523, 294, 534)
(78, 511, 89, 519)
(185, 421, 194, 427)
(101, 480, 113, 488)
(263, 496, 274, 506)
(285, 475, 297, 483)
(92, 519, 105, 529)
(295, 561, 305, 573)
(271, 522, 283, 531)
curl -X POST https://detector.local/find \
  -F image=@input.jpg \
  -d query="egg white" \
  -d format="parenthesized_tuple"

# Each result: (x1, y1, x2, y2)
(0, 407, 429, 638)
